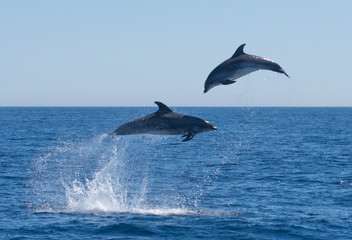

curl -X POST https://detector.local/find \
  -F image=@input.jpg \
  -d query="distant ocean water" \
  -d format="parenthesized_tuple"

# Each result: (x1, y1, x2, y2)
(0, 107, 351, 240)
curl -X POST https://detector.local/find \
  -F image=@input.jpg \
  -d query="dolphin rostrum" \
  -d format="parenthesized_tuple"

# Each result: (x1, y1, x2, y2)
(204, 44, 289, 93)
(109, 101, 217, 142)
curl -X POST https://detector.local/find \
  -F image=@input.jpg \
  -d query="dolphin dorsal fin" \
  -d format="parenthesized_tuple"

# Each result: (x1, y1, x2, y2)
(231, 44, 246, 58)
(155, 101, 173, 114)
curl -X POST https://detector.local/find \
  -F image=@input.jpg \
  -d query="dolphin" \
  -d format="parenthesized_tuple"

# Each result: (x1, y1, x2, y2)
(109, 101, 217, 142)
(204, 44, 289, 93)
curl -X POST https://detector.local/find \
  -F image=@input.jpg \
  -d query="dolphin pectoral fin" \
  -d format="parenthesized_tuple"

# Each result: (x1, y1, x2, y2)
(182, 132, 196, 142)
(222, 80, 236, 85)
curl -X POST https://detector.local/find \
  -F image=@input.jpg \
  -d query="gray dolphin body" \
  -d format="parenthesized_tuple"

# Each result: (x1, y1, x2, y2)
(109, 101, 217, 142)
(204, 44, 289, 93)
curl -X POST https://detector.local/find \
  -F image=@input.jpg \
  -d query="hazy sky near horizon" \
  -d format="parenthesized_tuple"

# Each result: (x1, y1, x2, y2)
(1, 0, 351, 106)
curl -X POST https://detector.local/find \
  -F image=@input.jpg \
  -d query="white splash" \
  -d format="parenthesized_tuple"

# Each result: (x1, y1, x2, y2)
(52, 135, 188, 216)
(31, 134, 237, 217)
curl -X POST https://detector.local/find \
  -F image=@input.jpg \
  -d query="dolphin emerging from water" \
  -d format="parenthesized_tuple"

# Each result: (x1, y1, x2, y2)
(109, 101, 217, 142)
(204, 44, 289, 93)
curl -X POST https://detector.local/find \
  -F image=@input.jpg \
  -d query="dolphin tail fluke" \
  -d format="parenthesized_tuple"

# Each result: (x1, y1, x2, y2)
(283, 71, 290, 78)
(277, 67, 290, 78)
(182, 132, 196, 142)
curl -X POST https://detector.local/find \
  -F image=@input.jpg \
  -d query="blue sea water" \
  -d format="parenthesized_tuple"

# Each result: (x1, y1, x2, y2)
(0, 107, 351, 239)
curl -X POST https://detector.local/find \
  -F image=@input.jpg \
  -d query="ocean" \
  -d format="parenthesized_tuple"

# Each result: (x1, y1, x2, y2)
(0, 107, 351, 239)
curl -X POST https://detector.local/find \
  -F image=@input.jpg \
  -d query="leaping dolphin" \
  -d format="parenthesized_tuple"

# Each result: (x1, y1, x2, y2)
(109, 101, 217, 142)
(204, 44, 289, 93)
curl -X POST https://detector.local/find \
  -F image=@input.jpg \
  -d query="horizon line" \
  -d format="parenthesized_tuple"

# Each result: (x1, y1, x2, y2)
(1, 105, 352, 108)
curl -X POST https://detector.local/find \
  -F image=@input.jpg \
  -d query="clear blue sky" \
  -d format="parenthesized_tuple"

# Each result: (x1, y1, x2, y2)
(1, 0, 351, 106)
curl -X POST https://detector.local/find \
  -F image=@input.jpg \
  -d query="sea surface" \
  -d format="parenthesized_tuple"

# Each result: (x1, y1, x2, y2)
(0, 107, 351, 239)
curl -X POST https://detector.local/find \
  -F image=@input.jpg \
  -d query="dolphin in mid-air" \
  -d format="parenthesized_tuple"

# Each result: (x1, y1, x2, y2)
(204, 44, 289, 93)
(109, 101, 217, 142)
